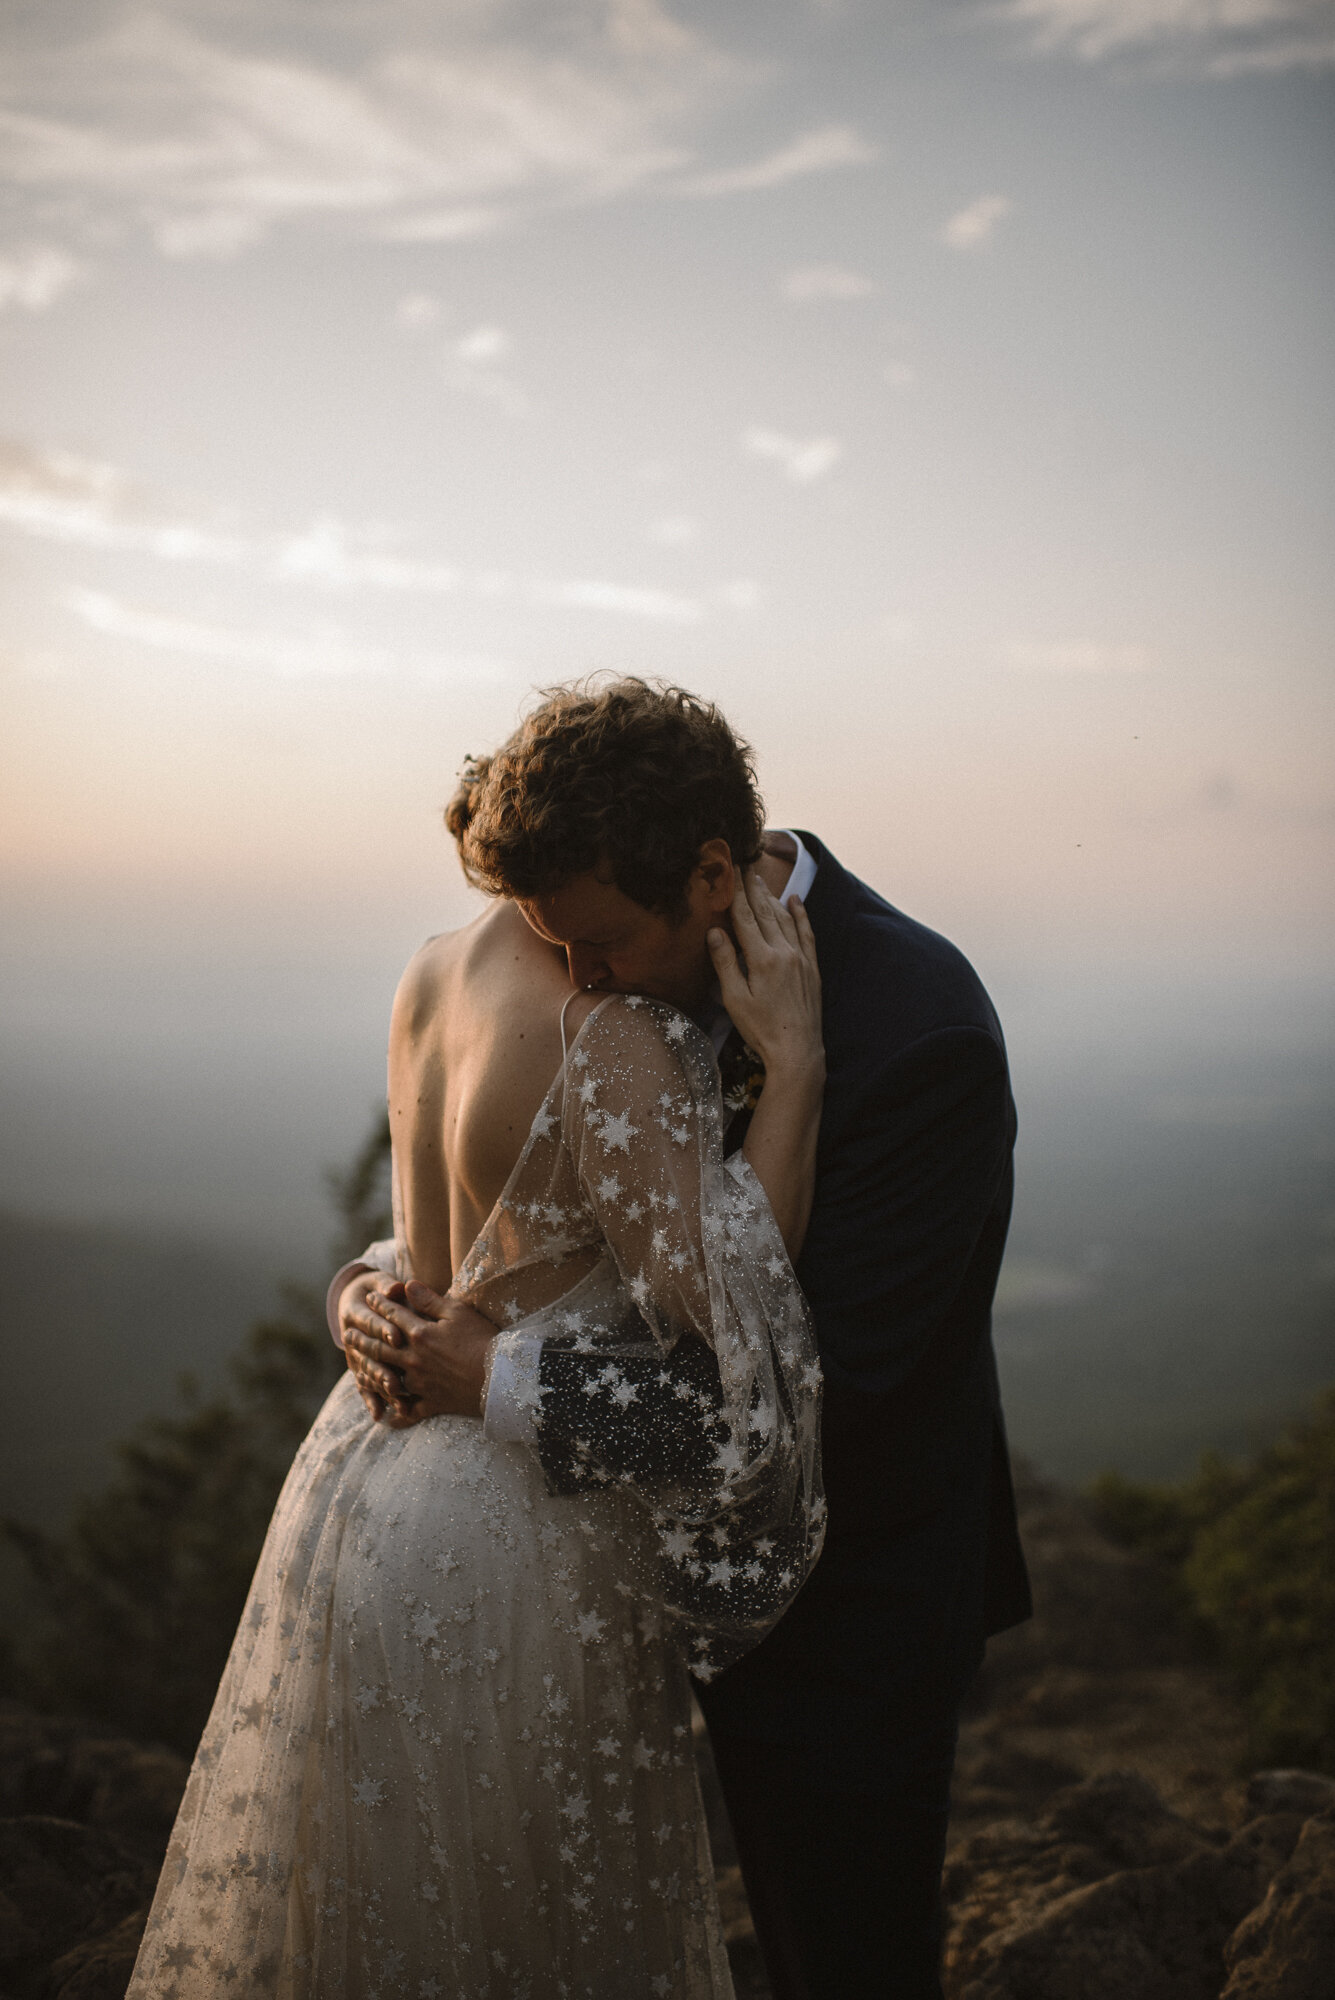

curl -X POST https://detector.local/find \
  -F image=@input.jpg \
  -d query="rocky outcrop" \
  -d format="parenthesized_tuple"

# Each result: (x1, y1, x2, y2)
(1221, 1794, 1335, 2000)
(0, 1701, 186, 1999)
(3, 1470, 1332, 1999)
(935, 1471, 1335, 1999)
(943, 1770, 1335, 2000)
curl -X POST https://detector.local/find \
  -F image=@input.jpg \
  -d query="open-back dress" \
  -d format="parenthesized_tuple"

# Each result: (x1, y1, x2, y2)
(128, 994, 824, 1999)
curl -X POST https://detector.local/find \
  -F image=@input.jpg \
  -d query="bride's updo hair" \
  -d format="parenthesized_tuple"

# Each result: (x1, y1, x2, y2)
(446, 678, 765, 916)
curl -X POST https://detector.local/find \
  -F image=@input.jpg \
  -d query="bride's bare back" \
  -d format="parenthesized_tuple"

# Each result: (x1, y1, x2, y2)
(387, 900, 597, 1290)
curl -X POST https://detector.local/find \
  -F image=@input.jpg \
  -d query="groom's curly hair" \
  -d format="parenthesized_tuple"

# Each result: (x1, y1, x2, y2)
(445, 678, 765, 916)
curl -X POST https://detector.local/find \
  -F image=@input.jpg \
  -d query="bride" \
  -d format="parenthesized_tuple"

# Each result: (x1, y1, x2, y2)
(128, 728, 826, 1998)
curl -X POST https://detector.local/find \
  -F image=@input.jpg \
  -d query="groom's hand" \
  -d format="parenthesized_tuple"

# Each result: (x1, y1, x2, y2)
(343, 1281, 497, 1427)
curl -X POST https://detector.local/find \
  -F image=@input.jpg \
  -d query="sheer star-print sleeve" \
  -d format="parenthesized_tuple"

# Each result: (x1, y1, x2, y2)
(452, 995, 826, 1679)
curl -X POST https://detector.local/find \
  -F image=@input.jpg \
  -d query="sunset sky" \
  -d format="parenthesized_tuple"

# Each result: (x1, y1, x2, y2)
(2, 0, 1332, 1251)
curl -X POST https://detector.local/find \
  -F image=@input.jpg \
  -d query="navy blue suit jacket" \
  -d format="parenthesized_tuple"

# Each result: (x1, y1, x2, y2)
(696, 834, 1030, 1784)
(535, 835, 1031, 1786)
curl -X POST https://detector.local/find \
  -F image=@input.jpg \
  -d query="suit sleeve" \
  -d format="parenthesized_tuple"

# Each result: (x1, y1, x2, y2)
(798, 1025, 1013, 1396)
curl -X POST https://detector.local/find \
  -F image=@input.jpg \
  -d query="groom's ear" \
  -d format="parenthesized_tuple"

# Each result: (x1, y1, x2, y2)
(695, 838, 736, 913)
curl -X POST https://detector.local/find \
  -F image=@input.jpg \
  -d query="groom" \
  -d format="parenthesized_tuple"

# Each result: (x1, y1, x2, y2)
(339, 680, 1030, 2000)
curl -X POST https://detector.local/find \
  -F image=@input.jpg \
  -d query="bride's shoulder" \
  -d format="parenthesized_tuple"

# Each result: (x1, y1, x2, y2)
(572, 993, 709, 1076)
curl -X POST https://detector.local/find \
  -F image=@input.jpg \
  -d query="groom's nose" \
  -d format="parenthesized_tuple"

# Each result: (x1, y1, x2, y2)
(566, 943, 612, 990)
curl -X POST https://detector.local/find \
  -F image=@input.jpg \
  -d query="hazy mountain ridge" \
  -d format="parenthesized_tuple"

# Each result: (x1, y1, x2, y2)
(995, 1067, 1335, 1480)
(9, 1050, 1335, 1535)
(1, 1211, 291, 1527)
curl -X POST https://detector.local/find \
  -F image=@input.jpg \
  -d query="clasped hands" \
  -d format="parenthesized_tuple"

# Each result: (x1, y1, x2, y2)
(341, 1270, 496, 1428)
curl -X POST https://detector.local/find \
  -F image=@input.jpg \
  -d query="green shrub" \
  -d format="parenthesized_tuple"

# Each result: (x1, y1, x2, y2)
(1091, 1390, 1335, 1774)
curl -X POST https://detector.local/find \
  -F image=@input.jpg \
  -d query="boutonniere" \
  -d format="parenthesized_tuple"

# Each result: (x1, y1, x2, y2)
(720, 1038, 765, 1116)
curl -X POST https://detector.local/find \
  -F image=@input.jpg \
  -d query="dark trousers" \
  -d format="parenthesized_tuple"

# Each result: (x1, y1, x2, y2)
(708, 1719, 958, 2000)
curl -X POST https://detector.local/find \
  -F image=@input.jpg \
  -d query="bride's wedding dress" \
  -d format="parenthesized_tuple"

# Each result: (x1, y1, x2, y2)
(128, 995, 824, 1999)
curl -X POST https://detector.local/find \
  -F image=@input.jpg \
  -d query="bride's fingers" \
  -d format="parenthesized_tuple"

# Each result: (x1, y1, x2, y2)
(743, 869, 784, 947)
(765, 880, 801, 950)
(707, 923, 739, 984)
(707, 925, 750, 1016)
(730, 877, 768, 963)
(787, 894, 819, 972)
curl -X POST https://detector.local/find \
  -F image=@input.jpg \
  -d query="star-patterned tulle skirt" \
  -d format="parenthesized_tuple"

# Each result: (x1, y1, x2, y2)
(128, 1373, 734, 1999)
(130, 992, 826, 1999)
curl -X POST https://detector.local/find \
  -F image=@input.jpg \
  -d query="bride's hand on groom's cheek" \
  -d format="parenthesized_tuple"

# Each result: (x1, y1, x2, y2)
(343, 1282, 498, 1427)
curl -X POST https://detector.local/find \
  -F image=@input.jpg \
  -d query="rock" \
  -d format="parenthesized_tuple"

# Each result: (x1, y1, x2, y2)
(1221, 1808, 1335, 2000)
(944, 1773, 1314, 2000)
(48, 1907, 150, 2000)
(0, 1815, 154, 1985)
(1245, 1772, 1335, 1822)
(952, 1737, 1083, 1821)
(0, 1702, 187, 1862)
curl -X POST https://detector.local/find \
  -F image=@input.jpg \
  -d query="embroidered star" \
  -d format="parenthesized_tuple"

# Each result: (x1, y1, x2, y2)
(712, 1438, 746, 1479)
(596, 1174, 622, 1203)
(599, 1109, 637, 1152)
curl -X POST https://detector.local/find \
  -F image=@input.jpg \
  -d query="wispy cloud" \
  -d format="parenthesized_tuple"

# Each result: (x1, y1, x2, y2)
(1007, 639, 1152, 673)
(941, 194, 1014, 250)
(0, 245, 90, 311)
(714, 579, 762, 611)
(273, 517, 460, 592)
(541, 579, 703, 621)
(444, 324, 528, 413)
(394, 291, 444, 331)
(646, 514, 700, 546)
(63, 584, 507, 683)
(0, 2, 747, 259)
(988, 0, 1335, 73)
(0, 442, 244, 562)
(780, 262, 877, 302)
(0, 443, 461, 585)
(743, 428, 842, 482)
(680, 124, 879, 196)
(5, 441, 736, 625)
